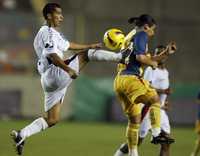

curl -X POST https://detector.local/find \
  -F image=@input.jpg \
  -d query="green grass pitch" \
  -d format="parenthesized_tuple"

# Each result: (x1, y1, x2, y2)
(0, 120, 196, 156)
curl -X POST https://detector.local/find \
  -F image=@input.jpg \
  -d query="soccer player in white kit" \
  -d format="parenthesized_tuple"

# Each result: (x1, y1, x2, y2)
(11, 3, 124, 155)
(114, 45, 175, 156)
(138, 45, 174, 156)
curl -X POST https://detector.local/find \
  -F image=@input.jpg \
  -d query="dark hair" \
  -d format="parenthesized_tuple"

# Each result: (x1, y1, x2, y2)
(154, 45, 166, 55)
(128, 14, 156, 27)
(43, 3, 61, 20)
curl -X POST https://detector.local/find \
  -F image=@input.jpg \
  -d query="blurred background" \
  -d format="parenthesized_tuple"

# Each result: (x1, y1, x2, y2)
(0, 0, 199, 155)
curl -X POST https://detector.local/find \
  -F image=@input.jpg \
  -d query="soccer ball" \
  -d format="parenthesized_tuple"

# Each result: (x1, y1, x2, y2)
(103, 28, 125, 51)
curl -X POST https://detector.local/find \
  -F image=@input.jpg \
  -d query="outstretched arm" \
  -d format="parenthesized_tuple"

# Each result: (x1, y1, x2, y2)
(136, 54, 158, 69)
(48, 53, 78, 79)
(69, 42, 102, 52)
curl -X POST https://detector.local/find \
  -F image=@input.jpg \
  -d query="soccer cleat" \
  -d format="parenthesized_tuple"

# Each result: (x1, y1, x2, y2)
(165, 136, 175, 144)
(11, 130, 25, 155)
(151, 133, 175, 145)
(160, 130, 175, 144)
(119, 143, 129, 154)
(162, 135, 175, 144)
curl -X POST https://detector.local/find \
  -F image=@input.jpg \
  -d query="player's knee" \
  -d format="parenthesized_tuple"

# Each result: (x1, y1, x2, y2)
(149, 95, 160, 104)
(47, 117, 60, 127)
(81, 51, 89, 60)
(80, 50, 89, 61)
(148, 96, 160, 109)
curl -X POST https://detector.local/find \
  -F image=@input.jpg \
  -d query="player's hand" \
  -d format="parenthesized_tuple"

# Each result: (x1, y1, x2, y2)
(89, 43, 102, 49)
(68, 69, 78, 79)
(166, 42, 177, 54)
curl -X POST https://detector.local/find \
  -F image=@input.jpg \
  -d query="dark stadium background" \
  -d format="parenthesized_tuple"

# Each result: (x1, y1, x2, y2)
(0, 0, 199, 156)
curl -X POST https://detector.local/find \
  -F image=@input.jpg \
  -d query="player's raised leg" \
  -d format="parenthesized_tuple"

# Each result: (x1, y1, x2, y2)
(87, 49, 123, 62)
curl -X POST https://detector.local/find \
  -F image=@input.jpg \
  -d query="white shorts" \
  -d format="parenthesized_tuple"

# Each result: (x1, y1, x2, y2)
(40, 56, 79, 112)
(139, 109, 170, 138)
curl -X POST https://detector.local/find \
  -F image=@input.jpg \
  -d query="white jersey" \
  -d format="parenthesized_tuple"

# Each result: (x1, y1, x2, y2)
(34, 25, 70, 74)
(33, 26, 79, 112)
(143, 66, 169, 106)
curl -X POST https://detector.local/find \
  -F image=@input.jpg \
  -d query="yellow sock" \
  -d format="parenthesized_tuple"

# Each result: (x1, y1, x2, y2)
(149, 102, 161, 136)
(126, 123, 139, 150)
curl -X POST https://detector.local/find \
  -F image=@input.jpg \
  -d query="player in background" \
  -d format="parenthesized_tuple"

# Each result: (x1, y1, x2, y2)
(115, 45, 175, 156)
(190, 91, 200, 156)
(113, 14, 177, 156)
(11, 3, 127, 155)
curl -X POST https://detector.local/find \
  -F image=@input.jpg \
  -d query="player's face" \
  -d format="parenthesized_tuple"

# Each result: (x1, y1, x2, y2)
(144, 24, 156, 37)
(50, 7, 64, 27)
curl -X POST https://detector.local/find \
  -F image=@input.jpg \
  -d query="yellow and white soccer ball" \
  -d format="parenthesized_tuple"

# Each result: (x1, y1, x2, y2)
(103, 28, 125, 51)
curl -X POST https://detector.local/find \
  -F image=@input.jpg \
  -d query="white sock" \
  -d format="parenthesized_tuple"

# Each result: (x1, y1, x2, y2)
(114, 150, 125, 156)
(88, 49, 122, 62)
(20, 117, 48, 139)
(151, 127, 161, 137)
(129, 148, 139, 156)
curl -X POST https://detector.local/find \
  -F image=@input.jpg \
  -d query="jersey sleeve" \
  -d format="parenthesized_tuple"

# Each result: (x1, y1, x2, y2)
(42, 29, 59, 56)
(143, 66, 153, 82)
(134, 32, 148, 55)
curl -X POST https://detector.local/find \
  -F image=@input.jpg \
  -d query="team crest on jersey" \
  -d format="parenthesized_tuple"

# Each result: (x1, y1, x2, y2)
(45, 28, 54, 49)
(45, 43, 54, 48)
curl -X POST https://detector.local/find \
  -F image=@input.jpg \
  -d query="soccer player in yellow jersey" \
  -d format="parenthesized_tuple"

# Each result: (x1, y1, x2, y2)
(114, 45, 175, 156)
(114, 14, 176, 156)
